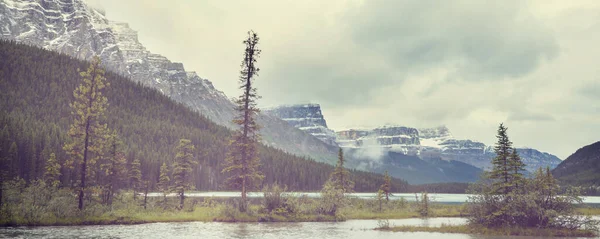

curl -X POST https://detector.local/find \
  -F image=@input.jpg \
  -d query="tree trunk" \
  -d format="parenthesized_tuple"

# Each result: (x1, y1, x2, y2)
(241, 175, 247, 212)
(144, 184, 148, 210)
(79, 118, 91, 210)
(179, 190, 184, 210)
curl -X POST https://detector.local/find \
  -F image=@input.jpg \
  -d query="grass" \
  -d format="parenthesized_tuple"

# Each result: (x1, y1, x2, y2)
(2, 194, 599, 227)
(380, 224, 598, 237)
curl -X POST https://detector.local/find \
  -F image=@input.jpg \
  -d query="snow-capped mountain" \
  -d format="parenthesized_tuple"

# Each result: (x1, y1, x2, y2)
(336, 126, 421, 155)
(416, 126, 562, 172)
(263, 104, 337, 146)
(266, 102, 561, 173)
(0, 0, 337, 163)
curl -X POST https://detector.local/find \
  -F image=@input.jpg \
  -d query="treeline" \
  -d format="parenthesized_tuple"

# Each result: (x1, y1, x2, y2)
(0, 40, 408, 192)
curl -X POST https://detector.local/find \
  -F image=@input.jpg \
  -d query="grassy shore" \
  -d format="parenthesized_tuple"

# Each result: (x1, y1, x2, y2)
(1, 196, 598, 227)
(380, 224, 598, 237)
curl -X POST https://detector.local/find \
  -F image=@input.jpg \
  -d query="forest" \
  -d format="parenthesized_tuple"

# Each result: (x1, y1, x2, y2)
(0, 40, 412, 192)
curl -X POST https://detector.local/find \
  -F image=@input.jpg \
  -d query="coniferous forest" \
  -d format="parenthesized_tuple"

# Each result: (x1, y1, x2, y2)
(0, 40, 408, 192)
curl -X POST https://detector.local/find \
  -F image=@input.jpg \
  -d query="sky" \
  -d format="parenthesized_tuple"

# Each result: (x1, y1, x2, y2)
(86, 0, 599, 159)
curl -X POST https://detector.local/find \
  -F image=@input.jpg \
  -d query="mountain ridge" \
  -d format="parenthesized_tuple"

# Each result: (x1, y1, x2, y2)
(0, 0, 338, 163)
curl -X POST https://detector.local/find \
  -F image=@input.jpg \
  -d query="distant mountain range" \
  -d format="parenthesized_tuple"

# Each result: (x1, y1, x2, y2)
(552, 141, 600, 187)
(266, 104, 563, 179)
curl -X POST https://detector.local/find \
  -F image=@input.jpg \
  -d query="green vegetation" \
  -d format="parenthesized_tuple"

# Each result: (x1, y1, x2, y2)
(222, 31, 265, 212)
(172, 139, 197, 209)
(552, 141, 600, 195)
(0, 39, 408, 193)
(380, 123, 599, 237)
(0, 178, 463, 226)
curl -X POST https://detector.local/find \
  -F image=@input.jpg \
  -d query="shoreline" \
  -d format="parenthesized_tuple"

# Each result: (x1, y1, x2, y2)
(378, 224, 599, 237)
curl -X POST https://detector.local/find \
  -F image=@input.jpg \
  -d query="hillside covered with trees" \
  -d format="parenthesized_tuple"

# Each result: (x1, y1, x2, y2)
(552, 141, 600, 194)
(0, 40, 407, 192)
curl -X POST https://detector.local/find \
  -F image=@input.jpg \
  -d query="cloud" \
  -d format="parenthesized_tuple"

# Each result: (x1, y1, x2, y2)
(345, 0, 558, 80)
(508, 111, 555, 122)
(91, 0, 600, 159)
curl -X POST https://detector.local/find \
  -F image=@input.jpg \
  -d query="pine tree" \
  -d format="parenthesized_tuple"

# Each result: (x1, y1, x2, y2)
(101, 131, 126, 205)
(329, 148, 354, 193)
(43, 153, 61, 187)
(508, 147, 525, 191)
(380, 170, 391, 201)
(172, 139, 197, 209)
(157, 162, 170, 204)
(489, 123, 513, 195)
(129, 158, 142, 200)
(222, 30, 264, 212)
(63, 56, 109, 210)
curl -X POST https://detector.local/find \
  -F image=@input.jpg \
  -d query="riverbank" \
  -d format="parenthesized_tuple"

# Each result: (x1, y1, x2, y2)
(0, 202, 464, 226)
(379, 224, 598, 237)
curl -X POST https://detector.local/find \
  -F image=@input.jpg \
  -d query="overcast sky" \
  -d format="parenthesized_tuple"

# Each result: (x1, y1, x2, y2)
(87, 0, 599, 159)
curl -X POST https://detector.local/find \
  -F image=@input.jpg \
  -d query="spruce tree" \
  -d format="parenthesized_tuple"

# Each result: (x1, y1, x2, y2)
(380, 170, 391, 201)
(222, 31, 264, 212)
(172, 139, 196, 209)
(508, 147, 525, 191)
(489, 123, 513, 194)
(101, 131, 126, 205)
(157, 162, 170, 204)
(63, 56, 109, 210)
(329, 148, 354, 193)
(43, 153, 61, 187)
(129, 158, 142, 200)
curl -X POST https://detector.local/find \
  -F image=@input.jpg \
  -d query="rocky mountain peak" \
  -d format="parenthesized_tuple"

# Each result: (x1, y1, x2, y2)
(0, 0, 339, 163)
(263, 104, 337, 146)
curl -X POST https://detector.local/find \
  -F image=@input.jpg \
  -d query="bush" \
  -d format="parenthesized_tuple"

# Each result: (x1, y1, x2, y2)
(263, 183, 287, 213)
(468, 168, 599, 230)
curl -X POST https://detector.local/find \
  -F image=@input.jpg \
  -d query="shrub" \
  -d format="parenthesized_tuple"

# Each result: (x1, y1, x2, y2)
(263, 183, 287, 213)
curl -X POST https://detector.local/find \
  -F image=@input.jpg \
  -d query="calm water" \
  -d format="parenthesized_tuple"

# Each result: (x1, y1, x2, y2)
(2, 217, 599, 239)
(149, 192, 600, 205)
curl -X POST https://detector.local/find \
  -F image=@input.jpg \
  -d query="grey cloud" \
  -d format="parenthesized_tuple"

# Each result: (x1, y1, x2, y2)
(259, 58, 394, 108)
(580, 81, 600, 99)
(344, 0, 558, 80)
(508, 111, 555, 122)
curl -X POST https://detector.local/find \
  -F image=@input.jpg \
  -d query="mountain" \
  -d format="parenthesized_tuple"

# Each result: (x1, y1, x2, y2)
(0, 0, 337, 163)
(263, 104, 337, 146)
(0, 40, 407, 192)
(337, 126, 421, 155)
(418, 126, 562, 171)
(266, 103, 562, 180)
(552, 141, 600, 187)
(343, 149, 483, 184)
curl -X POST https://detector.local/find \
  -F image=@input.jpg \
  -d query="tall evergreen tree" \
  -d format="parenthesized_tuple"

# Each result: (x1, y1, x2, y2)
(172, 139, 196, 209)
(43, 153, 61, 187)
(508, 147, 525, 191)
(63, 56, 109, 210)
(157, 162, 170, 204)
(489, 123, 513, 194)
(222, 30, 264, 212)
(380, 170, 392, 201)
(129, 158, 142, 200)
(329, 148, 354, 193)
(101, 131, 126, 205)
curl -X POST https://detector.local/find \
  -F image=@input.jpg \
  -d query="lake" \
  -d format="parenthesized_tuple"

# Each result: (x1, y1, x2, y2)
(148, 192, 600, 205)
(2, 217, 599, 239)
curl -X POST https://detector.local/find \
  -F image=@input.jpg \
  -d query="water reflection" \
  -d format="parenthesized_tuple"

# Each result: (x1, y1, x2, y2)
(0, 217, 598, 239)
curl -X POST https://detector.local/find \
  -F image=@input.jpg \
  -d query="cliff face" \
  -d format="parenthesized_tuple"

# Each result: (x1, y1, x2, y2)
(0, 0, 338, 163)
(337, 126, 420, 155)
(264, 104, 338, 146)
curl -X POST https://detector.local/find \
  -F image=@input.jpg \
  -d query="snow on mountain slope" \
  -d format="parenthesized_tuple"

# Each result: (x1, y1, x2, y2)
(0, 0, 337, 163)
